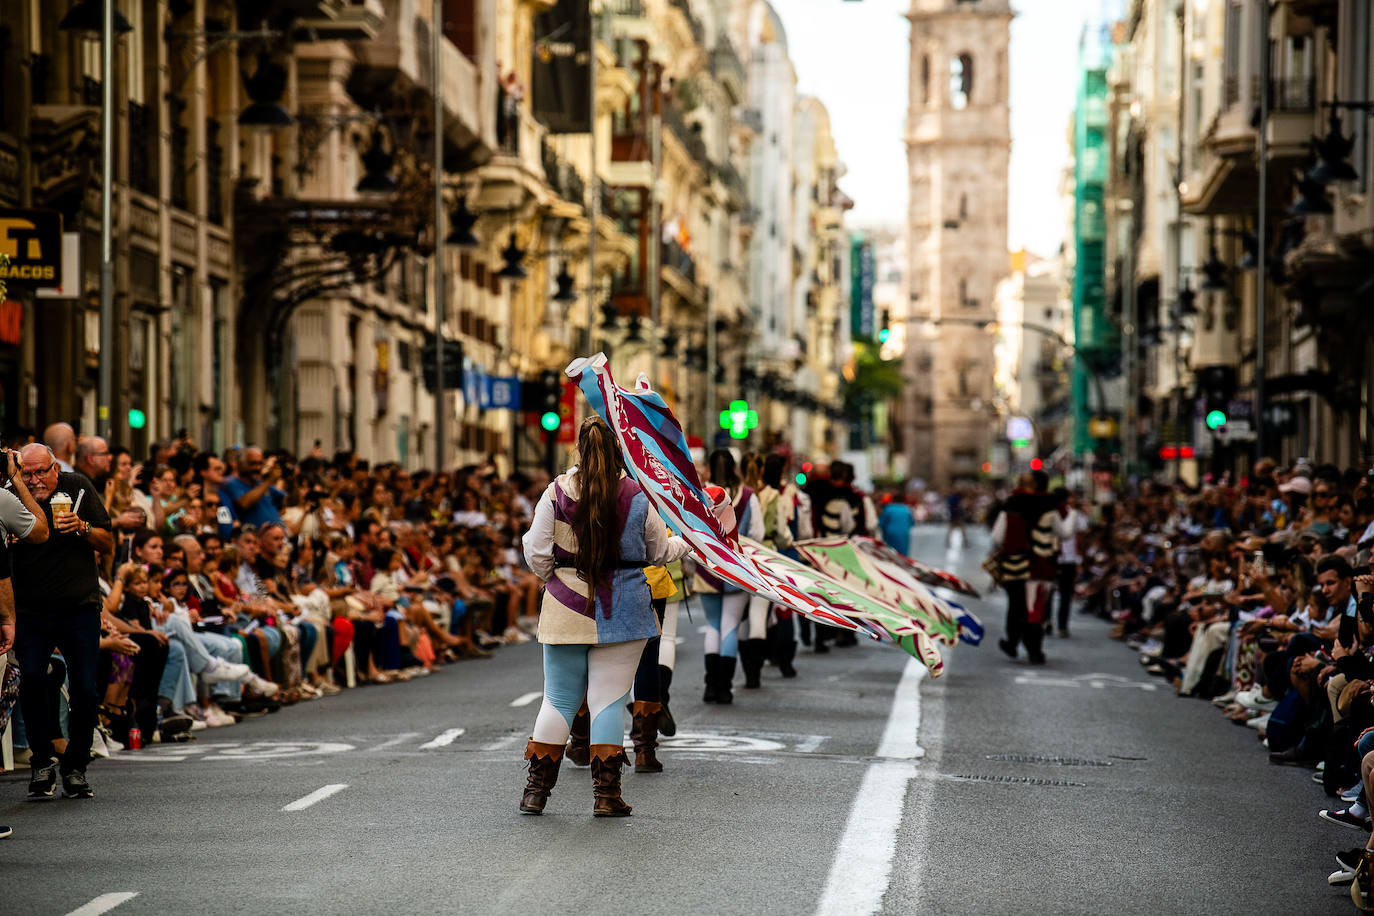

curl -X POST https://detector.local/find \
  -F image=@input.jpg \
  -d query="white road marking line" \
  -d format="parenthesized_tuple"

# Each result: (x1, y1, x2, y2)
(793, 735, 826, 753)
(419, 727, 466, 749)
(480, 734, 525, 752)
(368, 733, 420, 752)
(509, 691, 542, 707)
(876, 658, 927, 760)
(281, 784, 348, 812)
(674, 636, 685, 645)
(65, 893, 139, 916)
(696, 625, 710, 634)
(815, 656, 927, 916)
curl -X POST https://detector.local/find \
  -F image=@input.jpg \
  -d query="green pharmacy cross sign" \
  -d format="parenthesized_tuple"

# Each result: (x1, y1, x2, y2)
(720, 400, 758, 440)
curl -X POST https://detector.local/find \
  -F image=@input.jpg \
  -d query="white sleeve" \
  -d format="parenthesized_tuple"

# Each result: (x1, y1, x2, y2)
(744, 494, 765, 541)
(521, 486, 558, 581)
(0, 488, 35, 540)
(990, 510, 1007, 548)
(644, 511, 693, 565)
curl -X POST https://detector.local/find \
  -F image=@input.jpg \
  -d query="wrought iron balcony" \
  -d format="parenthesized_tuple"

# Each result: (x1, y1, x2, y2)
(662, 237, 696, 285)
(662, 100, 707, 164)
(1268, 77, 1316, 112)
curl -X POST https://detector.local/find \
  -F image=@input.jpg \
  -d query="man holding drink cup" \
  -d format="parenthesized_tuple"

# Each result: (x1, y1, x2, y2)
(12, 443, 112, 800)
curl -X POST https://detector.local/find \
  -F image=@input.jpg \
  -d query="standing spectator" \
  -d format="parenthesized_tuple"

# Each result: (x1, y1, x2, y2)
(74, 436, 112, 489)
(220, 447, 284, 532)
(878, 492, 916, 558)
(13, 444, 113, 799)
(1054, 488, 1089, 638)
(42, 422, 76, 473)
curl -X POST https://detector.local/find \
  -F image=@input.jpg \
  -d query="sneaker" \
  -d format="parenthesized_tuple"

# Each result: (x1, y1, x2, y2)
(1138, 638, 1164, 658)
(27, 762, 57, 799)
(1343, 786, 1363, 802)
(1211, 691, 1237, 707)
(88, 729, 110, 760)
(61, 770, 94, 799)
(1268, 746, 1320, 767)
(1245, 713, 1270, 730)
(1333, 865, 1357, 887)
(0, 825, 11, 839)
(247, 674, 279, 697)
(205, 706, 236, 727)
(1339, 849, 1366, 872)
(1235, 689, 1276, 711)
(203, 658, 253, 684)
(1321, 808, 1373, 831)
(184, 703, 209, 723)
(189, 718, 208, 732)
(159, 711, 194, 736)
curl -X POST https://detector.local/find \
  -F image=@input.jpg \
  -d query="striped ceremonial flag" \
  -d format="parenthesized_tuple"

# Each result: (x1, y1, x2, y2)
(566, 354, 864, 634)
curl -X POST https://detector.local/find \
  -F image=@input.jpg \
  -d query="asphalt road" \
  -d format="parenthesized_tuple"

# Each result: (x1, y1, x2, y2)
(0, 526, 1356, 915)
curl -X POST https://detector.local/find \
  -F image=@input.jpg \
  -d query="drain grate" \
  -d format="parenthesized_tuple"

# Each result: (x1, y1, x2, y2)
(952, 774, 1087, 788)
(984, 753, 1113, 768)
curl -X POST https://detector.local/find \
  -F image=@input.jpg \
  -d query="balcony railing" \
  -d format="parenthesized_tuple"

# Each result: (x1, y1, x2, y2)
(711, 38, 745, 92)
(541, 137, 585, 207)
(611, 111, 650, 162)
(1269, 77, 1317, 112)
(713, 158, 746, 202)
(662, 100, 708, 164)
(662, 237, 696, 285)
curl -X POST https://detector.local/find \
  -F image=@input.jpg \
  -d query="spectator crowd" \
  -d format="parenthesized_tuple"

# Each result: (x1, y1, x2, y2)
(1055, 457, 1374, 901)
(1, 422, 551, 774)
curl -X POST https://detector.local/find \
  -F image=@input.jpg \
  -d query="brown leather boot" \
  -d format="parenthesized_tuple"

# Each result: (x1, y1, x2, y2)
(630, 701, 663, 774)
(589, 744, 633, 817)
(565, 700, 591, 767)
(519, 740, 564, 815)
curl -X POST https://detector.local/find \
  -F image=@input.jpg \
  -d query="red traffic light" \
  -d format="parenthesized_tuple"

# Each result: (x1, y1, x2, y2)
(1159, 446, 1178, 460)
(801, 461, 813, 474)
(1029, 458, 1043, 471)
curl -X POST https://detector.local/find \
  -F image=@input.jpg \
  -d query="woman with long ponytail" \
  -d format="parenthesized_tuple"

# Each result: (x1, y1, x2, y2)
(519, 416, 690, 817)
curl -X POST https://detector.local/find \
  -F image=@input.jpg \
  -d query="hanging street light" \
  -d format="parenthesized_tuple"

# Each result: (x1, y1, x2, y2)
(238, 52, 294, 129)
(496, 233, 528, 280)
(355, 129, 397, 193)
(445, 197, 480, 248)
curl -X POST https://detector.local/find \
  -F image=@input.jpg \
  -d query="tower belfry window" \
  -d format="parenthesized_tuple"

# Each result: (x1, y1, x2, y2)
(950, 54, 973, 109)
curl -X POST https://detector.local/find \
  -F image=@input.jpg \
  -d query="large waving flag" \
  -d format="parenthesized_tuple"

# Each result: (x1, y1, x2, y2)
(796, 537, 983, 647)
(566, 353, 864, 634)
(852, 537, 981, 598)
(740, 538, 944, 675)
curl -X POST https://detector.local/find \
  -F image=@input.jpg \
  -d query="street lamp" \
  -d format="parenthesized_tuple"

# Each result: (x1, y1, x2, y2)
(355, 129, 397, 193)
(445, 197, 480, 248)
(496, 233, 528, 280)
(239, 52, 294, 129)
(59, 0, 132, 35)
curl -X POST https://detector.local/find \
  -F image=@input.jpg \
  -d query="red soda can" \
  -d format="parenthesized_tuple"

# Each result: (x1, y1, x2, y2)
(127, 727, 142, 750)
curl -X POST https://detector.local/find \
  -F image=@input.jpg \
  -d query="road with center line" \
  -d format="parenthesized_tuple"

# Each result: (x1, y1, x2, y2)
(0, 527, 1356, 915)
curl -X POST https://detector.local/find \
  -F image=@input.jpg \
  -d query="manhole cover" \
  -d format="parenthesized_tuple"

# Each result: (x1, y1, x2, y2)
(985, 753, 1113, 767)
(951, 774, 1086, 788)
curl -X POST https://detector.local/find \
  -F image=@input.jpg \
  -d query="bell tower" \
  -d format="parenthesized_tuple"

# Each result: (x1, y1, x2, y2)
(903, 0, 1012, 487)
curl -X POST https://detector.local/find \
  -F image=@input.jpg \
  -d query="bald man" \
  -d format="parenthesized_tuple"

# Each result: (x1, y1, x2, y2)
(13, 443, 113, 799)
(74, 435, 111, 488)
(218, 446, 284, 536)
(42, 423, 76, 473)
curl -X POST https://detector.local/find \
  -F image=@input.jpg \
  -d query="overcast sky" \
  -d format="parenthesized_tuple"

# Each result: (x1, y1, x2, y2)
(770, 0, 1112, 258)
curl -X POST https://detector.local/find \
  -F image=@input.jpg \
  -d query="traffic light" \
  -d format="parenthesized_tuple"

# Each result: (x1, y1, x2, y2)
(1197, 365, 1236, 433)
(877, 308, 891, 344)
(420, 335, 463, 392)
(537, 369, 561, 433)
(128, 408, 146, 430)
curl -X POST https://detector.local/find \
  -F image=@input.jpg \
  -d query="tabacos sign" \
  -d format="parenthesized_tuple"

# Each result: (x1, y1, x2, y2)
(0, 209, 63, 288)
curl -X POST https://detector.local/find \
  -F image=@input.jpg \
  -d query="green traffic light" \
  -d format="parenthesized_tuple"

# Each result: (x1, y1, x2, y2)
(795, 472, 807, 486)
(540, 411, 561, 432)
(1205, 409, 1227, 430)
(877, 328, 891, 343)
(128, 408, 146, 430)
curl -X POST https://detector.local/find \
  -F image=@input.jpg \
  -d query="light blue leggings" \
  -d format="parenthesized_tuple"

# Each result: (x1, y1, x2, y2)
(531, 640, 646, 746)
(698, 591, 748, 658)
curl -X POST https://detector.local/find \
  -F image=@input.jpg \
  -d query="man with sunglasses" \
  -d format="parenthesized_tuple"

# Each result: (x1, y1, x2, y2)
(12, 443, 113, 801)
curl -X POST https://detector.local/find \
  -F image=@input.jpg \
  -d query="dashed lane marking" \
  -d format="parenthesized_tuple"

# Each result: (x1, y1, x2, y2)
(480, 734, 525, 752)
(367, 733, 421, 752)
(65, 894, 139, 916)
(282, 783, 349, 812)
(419, 727, 466, 749)
(509, 691, 543, 707)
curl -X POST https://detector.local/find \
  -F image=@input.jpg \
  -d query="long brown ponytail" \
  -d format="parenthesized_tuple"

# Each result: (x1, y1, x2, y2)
(572, 417, 624, 612)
